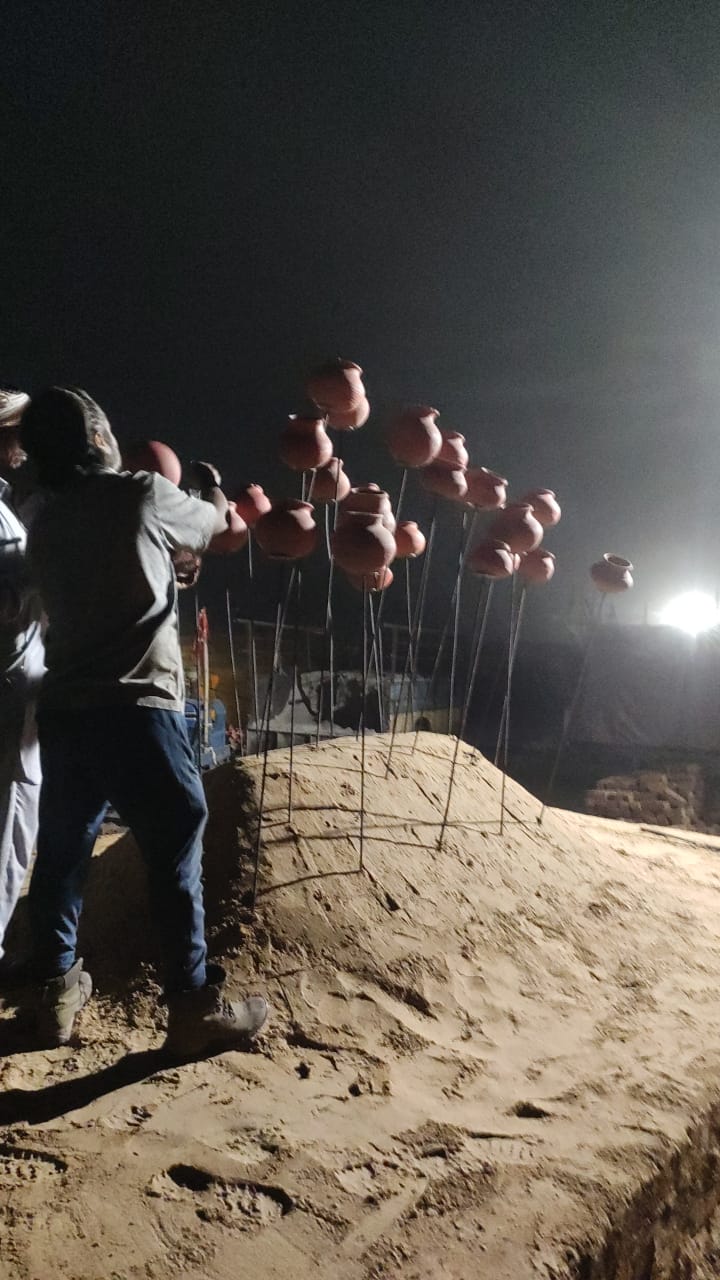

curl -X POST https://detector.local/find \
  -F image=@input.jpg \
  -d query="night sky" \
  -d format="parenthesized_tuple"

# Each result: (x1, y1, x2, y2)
(5, 1, 720, 631)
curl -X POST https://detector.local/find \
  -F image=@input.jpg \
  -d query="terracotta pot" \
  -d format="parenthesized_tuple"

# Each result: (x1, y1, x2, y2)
(279, 415, 333, 471)
(590, 553, 634, 593)
(468, 539, 516, 579)
(387, 406, 442, 468)
(331, 511, 396, 575)
(312, 457, 352, 503)
(394, 520, 426, 559)
(438, 430, 469, 469)
(346, 567, 394, 593)
(255, 499, 318, 560)
(465, 467, 507, 510)
(489, 503, 543, 553)
(207, 502, 249, 555)
(518, 548, 556, 584)
(521, 488, 561, 528)
(123, 440, 182, 486)
(173, 549, 202, 589)
(339, 484, 396, 532)
(307, 359, 365, 412)
(233, 483, 272, 527)
(326, 398, 370, 430)
(421, 463, 468, 501)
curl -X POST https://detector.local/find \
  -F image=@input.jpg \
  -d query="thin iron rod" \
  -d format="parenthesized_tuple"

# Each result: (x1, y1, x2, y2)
(437, 579, 495, 849)
(498, 580, 526, 834)
(359, 582, 368, 870)
(448, 509, 469, 735)
(385, 503, 438, 772)
(247, 535, 261, 753)
(288, 568, 302, 822)
(251, 564, 293, 911)
(193, 589, 203, 772)
(224, 570, 243, 753)
(538, 593, 606, 824)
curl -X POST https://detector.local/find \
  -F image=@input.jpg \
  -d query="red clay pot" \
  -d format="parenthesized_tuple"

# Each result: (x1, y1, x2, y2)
(312, 457, 351, 503)
(518, 548, 556, 584)
(394, 521, 426, 559)
(123, 440, 182, 486)
(233, 483, 272, 527)
(437, 430, 469, 469)
(207, 502, 249, 555)
(255, 499, 318, 560)
(421, 463, 468, 501)
(173, 549, 202, 589)
(590, 554, 634, 593)
(307, 359, 365, 412)
(279, 415, 333, 471)
(468, 539, 517, 579)
(387, 406, 442, 468)
(489, 503, 543, 553)
(331, 511, 396, 575)
(465, 467, 507, 510)
(521, 488, 561, 528)
(339, 484, 396, 532)
(346, 567, 394, 593)
(326, 397, 370, 430)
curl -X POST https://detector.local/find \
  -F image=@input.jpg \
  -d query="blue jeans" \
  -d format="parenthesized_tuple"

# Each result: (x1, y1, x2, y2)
(29, 707, 208, 993)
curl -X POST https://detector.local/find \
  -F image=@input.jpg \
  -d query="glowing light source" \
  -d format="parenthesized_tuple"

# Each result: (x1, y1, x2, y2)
(658, 591, 720, 637)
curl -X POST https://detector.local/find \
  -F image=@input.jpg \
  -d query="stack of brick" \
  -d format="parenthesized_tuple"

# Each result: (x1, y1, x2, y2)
(585, 763, 706, 829)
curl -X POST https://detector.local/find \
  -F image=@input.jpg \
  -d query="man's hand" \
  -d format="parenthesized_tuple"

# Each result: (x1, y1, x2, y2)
(190, 460, 222, 492)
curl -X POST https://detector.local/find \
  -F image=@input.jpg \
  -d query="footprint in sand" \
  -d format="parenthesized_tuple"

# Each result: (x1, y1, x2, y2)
(0, 1142, 67, 1187)
(147, 1163, 294, 1232)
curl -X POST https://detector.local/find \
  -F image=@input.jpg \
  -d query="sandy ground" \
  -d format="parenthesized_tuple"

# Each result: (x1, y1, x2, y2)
(3, 733, 720, 1278)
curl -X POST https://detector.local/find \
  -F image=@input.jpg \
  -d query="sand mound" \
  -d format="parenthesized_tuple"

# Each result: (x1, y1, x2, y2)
(4, 732, 720, 1278)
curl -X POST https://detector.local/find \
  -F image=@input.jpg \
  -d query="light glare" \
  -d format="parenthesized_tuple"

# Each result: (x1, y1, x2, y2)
(658, 591, 720, 637)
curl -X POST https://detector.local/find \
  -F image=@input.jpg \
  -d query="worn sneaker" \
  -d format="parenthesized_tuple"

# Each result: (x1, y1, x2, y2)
(36, 959, 93, 1047)
(164, 963, 269, 1058)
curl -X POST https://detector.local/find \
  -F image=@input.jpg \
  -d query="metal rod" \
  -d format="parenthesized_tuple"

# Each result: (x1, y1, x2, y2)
(437, 579, 495, 849)
(538, 593, 606, 825)
(247, 535, 261, 753)
(448, 509, 469, 734)
(288, 567, 302, 822)
(224, 568, 243, 753)
(193, 589, 203, 772)
(359, 582, 368, 871)
(498, 581, 526, 834)
(251, 563, 294, 911)
(385, 502, 438, 773)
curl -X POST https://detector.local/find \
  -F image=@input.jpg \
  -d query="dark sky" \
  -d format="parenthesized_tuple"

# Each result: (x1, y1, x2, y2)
(4, 0, 720, 631)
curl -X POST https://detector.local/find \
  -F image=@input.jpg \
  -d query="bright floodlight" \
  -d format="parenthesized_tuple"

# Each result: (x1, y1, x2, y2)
(659, 591, 720, 636)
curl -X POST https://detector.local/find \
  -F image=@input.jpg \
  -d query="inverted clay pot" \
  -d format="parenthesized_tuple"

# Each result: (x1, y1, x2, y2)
(173, 549, 202, 589)
(346, 567, 395, 593)
(387, 406, 442, 468)
(489, 503, 543, 553)
(518, 548, 556, 584)
(331, 511, 396, 575)
(590, 553, 634, 593)
(326, 397, 371, 430)
(312, 457, 352, 503)
(468, 539, 517, 579)
(279, 415, 333, 471)
(421, 463, 468, 501)
(255, 499, 319, 560)
(437, 430, 469, 469)
(339, 484, 396, 532)
(394, 520, 427, 559)
(307, 359, 365, 412)
(207, 502, 249, 555)
(521, 488, 561, 528)
(233, 483, 272, 527)
(123, 440, 182, 486)
(465, 467, 507, 510)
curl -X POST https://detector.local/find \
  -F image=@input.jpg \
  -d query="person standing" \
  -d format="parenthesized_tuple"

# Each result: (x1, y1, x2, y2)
(0, 387, 45, 982)
(20, 386, 268, 1052)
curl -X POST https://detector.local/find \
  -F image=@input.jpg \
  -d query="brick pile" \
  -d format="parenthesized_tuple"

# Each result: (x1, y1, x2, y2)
(585, 763, 711, 830)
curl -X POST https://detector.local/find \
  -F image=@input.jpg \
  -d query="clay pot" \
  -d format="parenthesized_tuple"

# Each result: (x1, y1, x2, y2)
(331, 511, 396, 575)
(438, 430, 469, 469)
(207, 502, 249, 555)
(521, 488, 561, 528)
(123, 440, 182, 486)
(421, 463, 468, 501)
(254, 499, 318, 560)
(326, 398, 370, 430)
(173, 549, 202, 589)
(489, 503, 543, 553)
(233, 483, 272, 527)
(307, 359, 365, 412)
(465, 467, 507, 510)
(518, 548, 556, 585)
(590, 553, 634, 593)
(346, 567, 394, 593)
(394, 521, 426, 559)
(339, 484, 396, 532)
(279, 415, 333, 471)
(312, 457, 352, 503)
(468, 539, 517, 579)
(387, 406, 442, 468)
